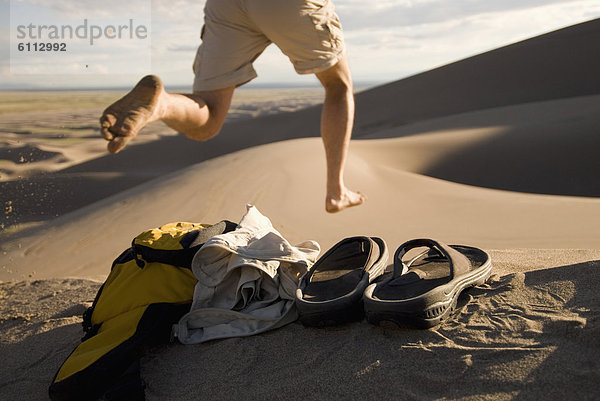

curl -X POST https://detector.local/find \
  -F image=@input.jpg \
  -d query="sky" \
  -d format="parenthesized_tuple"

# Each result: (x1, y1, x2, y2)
(0, 0, 599, 90)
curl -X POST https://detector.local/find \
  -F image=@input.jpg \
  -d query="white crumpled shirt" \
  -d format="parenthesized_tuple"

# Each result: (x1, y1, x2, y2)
(173, 205, 320, 344)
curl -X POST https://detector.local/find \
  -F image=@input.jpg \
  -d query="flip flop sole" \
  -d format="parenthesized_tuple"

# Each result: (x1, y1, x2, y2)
(298, 299, 366, 327)
(364, 245, 492, 328)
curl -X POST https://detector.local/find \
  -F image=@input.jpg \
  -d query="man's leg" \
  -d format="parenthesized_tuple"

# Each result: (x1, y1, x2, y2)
(100, 75, 234, 153)
(315, 55, 366, 213)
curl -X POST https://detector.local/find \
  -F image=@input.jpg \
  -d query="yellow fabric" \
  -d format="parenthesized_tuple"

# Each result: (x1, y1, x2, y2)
(134, 222, 206, 250)
(93, 259, 197, 325)
(55, 306, 147, 382)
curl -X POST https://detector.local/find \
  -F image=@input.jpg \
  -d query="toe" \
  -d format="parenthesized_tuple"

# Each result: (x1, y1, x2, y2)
(107, 136, 133, 154)
(101, 126, 114, 141)
(100, 113, 116, 126)
(100, 114, 116, 140)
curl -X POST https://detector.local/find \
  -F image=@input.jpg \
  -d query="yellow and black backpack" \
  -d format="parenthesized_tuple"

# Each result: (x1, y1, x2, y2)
(49, 220, 236, 401)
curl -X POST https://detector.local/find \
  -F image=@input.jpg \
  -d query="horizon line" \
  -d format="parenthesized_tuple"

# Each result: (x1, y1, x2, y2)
(0, 80, 386, 92)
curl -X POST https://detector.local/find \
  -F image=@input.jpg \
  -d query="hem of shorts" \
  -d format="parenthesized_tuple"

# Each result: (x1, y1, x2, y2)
(193, 72, 258, 93)
(294, 50, 345, 75)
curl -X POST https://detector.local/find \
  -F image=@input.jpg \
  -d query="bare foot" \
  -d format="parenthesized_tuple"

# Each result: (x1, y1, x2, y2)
(326, 188, 366, 213)
(100, 75, 164, 154)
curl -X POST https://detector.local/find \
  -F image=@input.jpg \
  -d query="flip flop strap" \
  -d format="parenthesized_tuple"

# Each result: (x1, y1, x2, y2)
(393, 238, 471, 278)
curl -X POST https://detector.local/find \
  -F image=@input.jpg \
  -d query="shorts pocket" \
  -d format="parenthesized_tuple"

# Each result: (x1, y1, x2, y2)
(306, 1, 343, 50)
(192, 45, 203, 75)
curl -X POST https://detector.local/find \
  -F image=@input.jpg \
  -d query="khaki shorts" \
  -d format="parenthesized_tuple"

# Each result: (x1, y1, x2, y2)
(192, 0, 345, 92)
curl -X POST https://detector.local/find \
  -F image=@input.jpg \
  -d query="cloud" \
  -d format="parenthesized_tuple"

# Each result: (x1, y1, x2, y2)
(152, 0, 205, 24)
(336, 0, 587, 31)
(344, 0, 600, 83)
(2, 0, 599, 88)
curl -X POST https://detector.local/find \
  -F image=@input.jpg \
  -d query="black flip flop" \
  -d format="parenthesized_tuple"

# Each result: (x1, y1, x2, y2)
(295, 236, 389, 326)
(363, 238, 491, 328)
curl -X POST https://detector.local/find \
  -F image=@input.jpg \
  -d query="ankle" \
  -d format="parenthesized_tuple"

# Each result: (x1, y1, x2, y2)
(152, 91, 169, 121)
(327, 183, 346, 200)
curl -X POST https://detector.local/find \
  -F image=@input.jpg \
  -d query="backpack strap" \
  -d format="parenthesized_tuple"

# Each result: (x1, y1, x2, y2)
(132, 220, 237, 269)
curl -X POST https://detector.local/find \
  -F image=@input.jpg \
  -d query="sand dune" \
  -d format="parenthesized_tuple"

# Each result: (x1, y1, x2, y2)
(0, 88, 323, 227)
(1, 90, 599, 280)
(364, 94, 600, 197)
(354, 18, 600, 132)
(1, 19, 600, 401)
(1, 133, 599, 281)
(2, 19, 599, 229)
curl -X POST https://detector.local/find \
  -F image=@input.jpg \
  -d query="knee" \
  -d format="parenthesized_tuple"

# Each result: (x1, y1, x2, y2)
(322, 77, 353, 100)
(323, 77, 352, 94)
